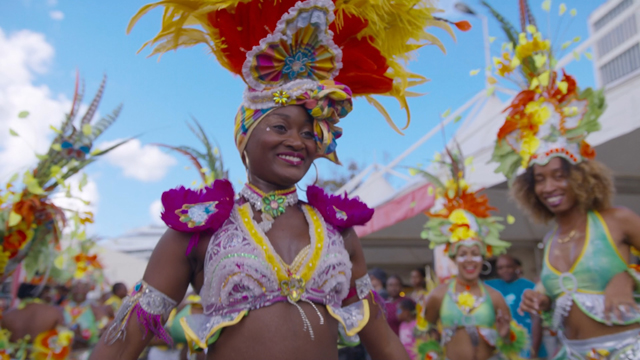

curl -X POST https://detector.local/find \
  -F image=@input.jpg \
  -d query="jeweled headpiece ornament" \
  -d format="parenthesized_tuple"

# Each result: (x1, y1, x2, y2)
(417, 145, 510, 257)
(486, 2, 606, 181)
(129, 0, 464, 164)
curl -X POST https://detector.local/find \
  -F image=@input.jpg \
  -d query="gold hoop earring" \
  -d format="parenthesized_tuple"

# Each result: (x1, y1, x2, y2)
(243, 151, 250, 182)
(296, 162, 319, 191)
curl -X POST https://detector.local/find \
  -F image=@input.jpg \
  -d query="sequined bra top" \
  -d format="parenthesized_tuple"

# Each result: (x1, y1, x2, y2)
(439, 281, 498, 347)
(162, 181, 375, 350)
(200, 202, 352, 314)
(540, 211, 640, 329)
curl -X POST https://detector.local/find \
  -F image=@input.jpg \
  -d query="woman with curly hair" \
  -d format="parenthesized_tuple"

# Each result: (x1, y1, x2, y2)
(513, 156, 640, 359)
(490, 27, 640, 358)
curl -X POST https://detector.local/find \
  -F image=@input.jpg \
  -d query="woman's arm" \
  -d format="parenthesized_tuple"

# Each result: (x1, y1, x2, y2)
(487, 287, 512, 341)
(613, 206, 640, 250)
(342, 228, 409, 360)
(530, 314, 542, 358)
(424, 284, 446, 325)
(602, 207, 640, 322)
(89, 229, 194, 360)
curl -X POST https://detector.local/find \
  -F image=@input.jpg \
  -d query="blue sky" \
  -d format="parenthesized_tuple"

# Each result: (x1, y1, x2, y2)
(0, 0, 606, 238)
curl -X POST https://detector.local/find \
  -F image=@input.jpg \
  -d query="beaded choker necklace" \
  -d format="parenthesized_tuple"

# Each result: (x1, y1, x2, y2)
(239, 183, 298, 232)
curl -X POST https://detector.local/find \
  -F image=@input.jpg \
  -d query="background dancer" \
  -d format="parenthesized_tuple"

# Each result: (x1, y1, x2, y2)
(485, 4, 640, 357)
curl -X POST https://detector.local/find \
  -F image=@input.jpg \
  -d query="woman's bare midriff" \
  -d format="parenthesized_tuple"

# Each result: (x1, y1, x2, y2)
(562, 302, 640, 339)
(207, 302, 339, 360)
(444, 328, 495, 360)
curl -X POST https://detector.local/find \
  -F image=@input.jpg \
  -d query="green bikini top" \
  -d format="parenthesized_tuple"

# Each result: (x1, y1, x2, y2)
(439, 281, 498, 346)
(540, 211, 640, 328)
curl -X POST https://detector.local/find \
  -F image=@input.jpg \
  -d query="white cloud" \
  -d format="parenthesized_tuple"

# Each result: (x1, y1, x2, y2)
(47, 0, 58, 6)
(49, 10, 64, 21)
(0, 28, 71, 178)
(99, 139, 177, 182)
(149, 199, 164, 225)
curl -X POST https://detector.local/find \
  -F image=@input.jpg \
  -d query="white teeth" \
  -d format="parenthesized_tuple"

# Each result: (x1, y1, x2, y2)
(279, 155, 301, 162)
(547, 196, 563, 204)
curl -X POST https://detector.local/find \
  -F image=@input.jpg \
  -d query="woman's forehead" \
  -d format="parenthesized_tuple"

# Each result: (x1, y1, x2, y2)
(266, 105, 312, 124)
(534, 157, 563, 174)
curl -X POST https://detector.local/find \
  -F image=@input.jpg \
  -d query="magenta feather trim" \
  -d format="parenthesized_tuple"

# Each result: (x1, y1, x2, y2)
(185, 232, 201, 256)
(161, 179, 234, 255)
(133, 303, 173, 346)
(306, 185, 374, 230)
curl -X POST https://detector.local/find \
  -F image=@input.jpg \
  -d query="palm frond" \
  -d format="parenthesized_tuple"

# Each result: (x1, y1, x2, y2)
(175, 146, 206, 160)
(410, 168, 446, 190)
(153, 143, 206, 182)
(188, 117, 226, 180)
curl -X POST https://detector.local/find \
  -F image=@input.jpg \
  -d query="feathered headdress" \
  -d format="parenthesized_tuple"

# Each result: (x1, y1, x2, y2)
(128, 0, 466, 164)
(0, 75, 127, 281)
(485, 1, 606, 181)
(415, 145, 510, 258)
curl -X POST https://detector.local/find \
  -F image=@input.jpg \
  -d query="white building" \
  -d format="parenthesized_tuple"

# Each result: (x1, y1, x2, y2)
(100, 225, 167, 260)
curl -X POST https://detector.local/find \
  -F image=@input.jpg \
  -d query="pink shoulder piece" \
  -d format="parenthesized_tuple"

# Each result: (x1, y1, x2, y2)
(161, 179, 235, 255)
(306, 185, 374, 231)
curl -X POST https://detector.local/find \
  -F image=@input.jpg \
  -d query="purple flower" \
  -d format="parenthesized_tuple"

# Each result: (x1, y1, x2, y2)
(306, 185, 374, 230)
(161, 179, 234, 233)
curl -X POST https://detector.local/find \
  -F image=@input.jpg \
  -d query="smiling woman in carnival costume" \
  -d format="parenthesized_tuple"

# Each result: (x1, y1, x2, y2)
(88, 1, 470, 359)
(418, 148, 528, 360)
(486, 4, 640, 359)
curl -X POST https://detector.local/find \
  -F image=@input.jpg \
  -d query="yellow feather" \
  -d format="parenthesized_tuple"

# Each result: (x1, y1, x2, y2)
(365, 95, 404, 135)
(128, 0, 453, 133)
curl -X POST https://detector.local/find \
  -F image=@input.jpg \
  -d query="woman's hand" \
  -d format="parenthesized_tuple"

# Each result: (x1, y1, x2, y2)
(603, 271, 639, 325)
(495, 309, 511, 340)
(519, 289, 551, 315)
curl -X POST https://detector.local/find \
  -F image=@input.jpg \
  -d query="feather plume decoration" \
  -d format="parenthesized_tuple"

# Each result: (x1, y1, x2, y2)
(128, 0, 461, 133)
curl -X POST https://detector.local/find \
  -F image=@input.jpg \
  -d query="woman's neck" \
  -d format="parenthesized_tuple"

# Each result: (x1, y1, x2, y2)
(554, 205, 586, 231)
(456, 277, 479, 288)
(247, 175, 295, 194)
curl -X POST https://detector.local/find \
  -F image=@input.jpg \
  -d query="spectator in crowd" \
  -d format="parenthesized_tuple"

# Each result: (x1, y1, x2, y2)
(397, 298, 418, 360)
(384, 275, 405, 335)
(368, 268, 389, 300)
(486, 255, 546, 359)
(103, 282, 127, 313)
(408, 268, 427, 303)
(1, 283, 69, 352)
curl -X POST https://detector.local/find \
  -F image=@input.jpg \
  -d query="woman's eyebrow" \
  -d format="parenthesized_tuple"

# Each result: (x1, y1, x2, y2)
(267, 112, 291, 120)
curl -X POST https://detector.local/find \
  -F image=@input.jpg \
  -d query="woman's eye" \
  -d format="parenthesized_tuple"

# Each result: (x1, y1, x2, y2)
(301, 131, 314, 139)
(273, 125, 287, 132)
